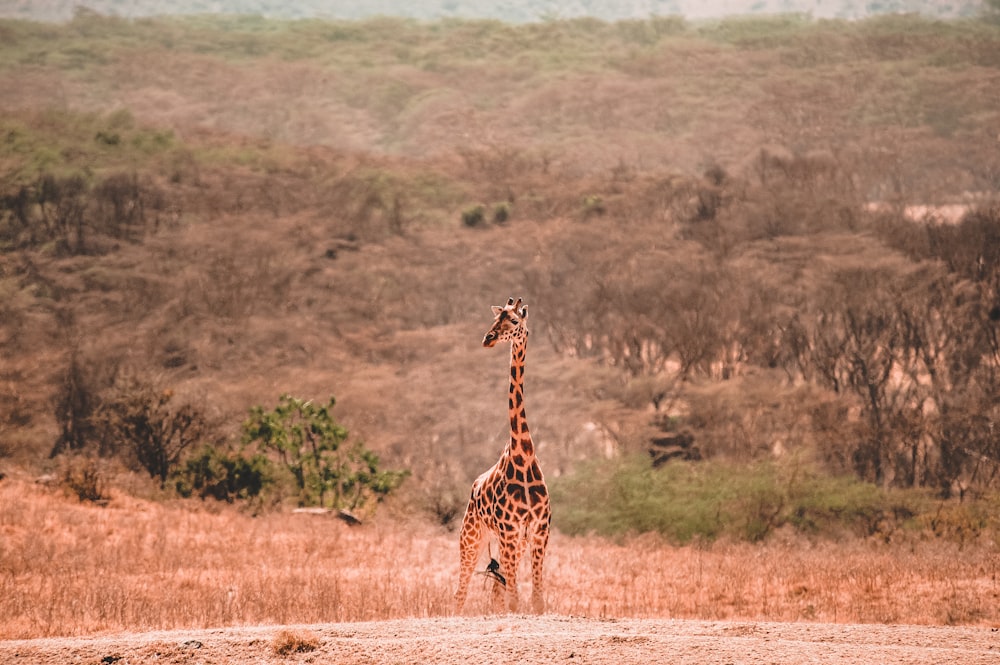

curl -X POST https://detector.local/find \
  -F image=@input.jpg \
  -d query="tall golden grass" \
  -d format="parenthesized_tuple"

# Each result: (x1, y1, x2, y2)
(2, 478, 997, 639)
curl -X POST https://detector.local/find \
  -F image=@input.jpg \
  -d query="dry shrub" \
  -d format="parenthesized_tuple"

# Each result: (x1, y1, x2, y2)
(0, 170, 167, 256)
(681, 375, 816, 460)
(59, 455, 110, 504)
(318, 167, 412, 241)
(50, 339, 122, 458)
(273, 629, 320, 655)
(95, 380, 207, 486)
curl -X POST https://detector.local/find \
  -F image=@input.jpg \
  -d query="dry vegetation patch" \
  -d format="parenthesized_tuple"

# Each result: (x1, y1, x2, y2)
(272, 629, 320, 655)
(2, 478, 999, 640)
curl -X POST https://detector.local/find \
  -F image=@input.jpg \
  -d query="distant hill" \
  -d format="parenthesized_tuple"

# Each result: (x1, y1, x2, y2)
(0, 0, 989, 23)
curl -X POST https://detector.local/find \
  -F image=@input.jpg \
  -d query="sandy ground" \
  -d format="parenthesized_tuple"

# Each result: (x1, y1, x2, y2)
(3, 616, 1000, 664)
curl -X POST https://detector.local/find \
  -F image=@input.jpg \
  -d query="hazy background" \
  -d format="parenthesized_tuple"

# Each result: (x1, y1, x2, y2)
(0, 0, 989, 22)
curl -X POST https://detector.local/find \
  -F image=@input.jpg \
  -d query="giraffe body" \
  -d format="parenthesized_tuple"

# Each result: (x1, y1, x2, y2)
(455, 297, 551, 614)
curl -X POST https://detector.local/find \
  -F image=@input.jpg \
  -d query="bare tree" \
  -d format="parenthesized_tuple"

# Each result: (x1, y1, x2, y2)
(95, 380, 206, 486)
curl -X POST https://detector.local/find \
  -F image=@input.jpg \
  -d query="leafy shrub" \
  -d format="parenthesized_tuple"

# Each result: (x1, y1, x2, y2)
(552, 456, 917, 543)
(321, 169, 410, 239)
(492, 201, 511, 224)
(460, 204, 485, 227)
(173, 445, 272, 503)
(242, 394, 408, 512)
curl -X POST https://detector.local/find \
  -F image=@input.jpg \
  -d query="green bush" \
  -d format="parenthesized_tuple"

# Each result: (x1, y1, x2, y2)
(242, 394, 408, 512)
(492, 201, 511, 224)
(551, 456, 918, 543)
(174, 445, 272, 503)
(460, 204, 485, 227)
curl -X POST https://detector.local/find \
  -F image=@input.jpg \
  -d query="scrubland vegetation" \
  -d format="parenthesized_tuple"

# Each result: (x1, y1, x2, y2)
(1, 9, 1000, 636)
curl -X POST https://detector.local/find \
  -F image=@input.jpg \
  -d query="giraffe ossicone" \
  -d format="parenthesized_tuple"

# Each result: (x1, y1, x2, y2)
(454, 297, 551, 614)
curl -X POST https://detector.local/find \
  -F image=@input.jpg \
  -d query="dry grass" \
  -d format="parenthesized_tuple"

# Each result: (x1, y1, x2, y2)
(557, 533, 1000, 626)
(272, 629, 320, 655)
(2, 477, 998, 639)
(0, 478, 454, 639)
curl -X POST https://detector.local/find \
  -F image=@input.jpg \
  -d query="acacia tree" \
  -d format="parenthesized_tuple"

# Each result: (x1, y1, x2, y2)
(783, 263, 917, 486)
(786, 255, 1000, 494)
(876, 210, 1000, 495)
(242, 394, 408, 512)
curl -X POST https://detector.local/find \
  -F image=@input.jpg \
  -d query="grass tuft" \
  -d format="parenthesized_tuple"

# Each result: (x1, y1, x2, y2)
(273, 629, 320, 655)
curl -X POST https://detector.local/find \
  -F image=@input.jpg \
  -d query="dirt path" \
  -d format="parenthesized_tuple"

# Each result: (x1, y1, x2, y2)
(4, 616, 1000, 664)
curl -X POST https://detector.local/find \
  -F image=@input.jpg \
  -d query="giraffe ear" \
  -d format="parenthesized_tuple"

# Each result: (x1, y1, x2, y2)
(519, 305, 527, 318)
(492, 306, 503, 316)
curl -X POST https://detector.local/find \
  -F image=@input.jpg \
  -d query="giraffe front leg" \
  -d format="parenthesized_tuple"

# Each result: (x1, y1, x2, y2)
(455, 508, 485, 613)
(497, 531, 521, 613)
(529, 520, 550, 614)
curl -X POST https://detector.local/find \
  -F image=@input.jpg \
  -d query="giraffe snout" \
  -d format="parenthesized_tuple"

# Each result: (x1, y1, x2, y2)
(483, 331, 498, 347)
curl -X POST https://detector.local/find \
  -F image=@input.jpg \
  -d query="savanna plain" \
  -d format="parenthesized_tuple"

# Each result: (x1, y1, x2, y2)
(2, 7, 1000, 663)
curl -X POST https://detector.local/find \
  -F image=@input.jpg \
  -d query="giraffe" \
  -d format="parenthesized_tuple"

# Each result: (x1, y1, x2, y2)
(454, 297, 551, 614)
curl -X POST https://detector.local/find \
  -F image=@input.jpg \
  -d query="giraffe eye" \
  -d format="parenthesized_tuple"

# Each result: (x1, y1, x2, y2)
(508, 317, 519, 326)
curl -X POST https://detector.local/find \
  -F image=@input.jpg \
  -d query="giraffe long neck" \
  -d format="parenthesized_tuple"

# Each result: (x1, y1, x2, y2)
(507, 333, 534, 458)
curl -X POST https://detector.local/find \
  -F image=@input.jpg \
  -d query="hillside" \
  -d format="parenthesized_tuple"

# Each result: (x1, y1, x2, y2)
(1, 12, 999, 534)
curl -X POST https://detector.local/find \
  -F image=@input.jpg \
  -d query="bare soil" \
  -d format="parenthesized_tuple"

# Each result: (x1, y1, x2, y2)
(3, 616, 999, 664)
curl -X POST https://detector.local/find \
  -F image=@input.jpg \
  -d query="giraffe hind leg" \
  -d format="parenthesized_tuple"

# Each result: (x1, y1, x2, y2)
(454, 508, 486, 613)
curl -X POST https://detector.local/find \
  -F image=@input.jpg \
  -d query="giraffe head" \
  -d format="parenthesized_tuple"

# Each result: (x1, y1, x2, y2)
(483, 297, 528, 348)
